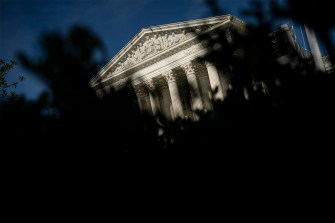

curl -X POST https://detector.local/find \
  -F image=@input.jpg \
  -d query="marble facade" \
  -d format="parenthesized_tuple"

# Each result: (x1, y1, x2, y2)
(90, 15, 247, 120)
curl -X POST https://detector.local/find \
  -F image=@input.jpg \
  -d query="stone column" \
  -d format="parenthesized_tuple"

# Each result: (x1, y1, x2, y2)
(133, 84, 143, 112)
(163, 70, 183, 119)
(156, 76, 173, 121)
(204, 61, 224, 101)
(182, 62, 203, 111)
(304, 25, 325, 72)
(145, 79, 158, 116)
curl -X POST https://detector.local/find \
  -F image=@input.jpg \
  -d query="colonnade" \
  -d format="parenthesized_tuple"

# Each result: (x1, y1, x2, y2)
(136, 60, 228, 120)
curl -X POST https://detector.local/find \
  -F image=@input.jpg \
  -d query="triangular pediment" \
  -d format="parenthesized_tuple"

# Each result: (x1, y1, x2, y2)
(91, 15, 233, 86)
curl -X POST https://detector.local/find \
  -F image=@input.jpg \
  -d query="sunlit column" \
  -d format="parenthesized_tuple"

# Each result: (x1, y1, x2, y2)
(204, 61, 224, 101)
(182, 62, 203, 111)
(304, 25, 325, 72)
(163, 70, 183, 119)
(145, 79, 158, 116)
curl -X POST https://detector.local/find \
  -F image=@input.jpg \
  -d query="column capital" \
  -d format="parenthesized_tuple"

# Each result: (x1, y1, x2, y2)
(133, 84, 142, 94)
(144, 79, 156, 91)
(162, 70, 176, 83)
(181, 62, 195, 76)
(204, 60, 215, 67)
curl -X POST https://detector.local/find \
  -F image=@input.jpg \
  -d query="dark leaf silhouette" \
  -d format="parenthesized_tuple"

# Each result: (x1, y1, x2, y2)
(1, 1, 334, 222)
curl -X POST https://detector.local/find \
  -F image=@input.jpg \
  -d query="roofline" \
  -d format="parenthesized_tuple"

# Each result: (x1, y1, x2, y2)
(90, 14, 233, 85)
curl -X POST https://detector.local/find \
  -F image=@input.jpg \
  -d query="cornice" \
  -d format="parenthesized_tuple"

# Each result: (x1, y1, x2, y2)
(90, 14, 233, 86)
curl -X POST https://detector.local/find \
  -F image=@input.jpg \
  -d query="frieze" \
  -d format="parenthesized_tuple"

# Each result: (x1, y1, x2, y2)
(104, 40, 208, 88)
(90, 15, 241, 87)
(109, 25, 216, 76)
(184, 42, 207, 55)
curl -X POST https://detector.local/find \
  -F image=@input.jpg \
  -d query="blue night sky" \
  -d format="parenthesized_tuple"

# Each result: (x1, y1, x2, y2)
(0, 0, 326, 100)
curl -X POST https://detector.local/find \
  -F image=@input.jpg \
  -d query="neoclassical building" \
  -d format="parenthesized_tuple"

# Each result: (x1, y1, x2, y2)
(90, 14, 321, 121)
(90, 15, 246, 120)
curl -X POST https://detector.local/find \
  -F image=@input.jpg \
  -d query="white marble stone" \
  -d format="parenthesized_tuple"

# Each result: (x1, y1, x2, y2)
(90, 15, 248, 120)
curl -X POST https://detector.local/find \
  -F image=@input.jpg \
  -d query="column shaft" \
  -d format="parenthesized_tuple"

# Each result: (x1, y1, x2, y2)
(163, 71, 183, 119)
(205, 61, 224, 101)
(182, 63, 203, 111)
(145, 80, 158, 116)
(149, 92, 157, 115)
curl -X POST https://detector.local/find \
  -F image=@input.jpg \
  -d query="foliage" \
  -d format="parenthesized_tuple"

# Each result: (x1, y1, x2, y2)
(1, 1, 334, 222)
(0, 59, 25, 102)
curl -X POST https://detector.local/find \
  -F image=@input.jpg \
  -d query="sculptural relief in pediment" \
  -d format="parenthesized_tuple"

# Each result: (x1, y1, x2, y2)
(110, 24, 217, 76)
